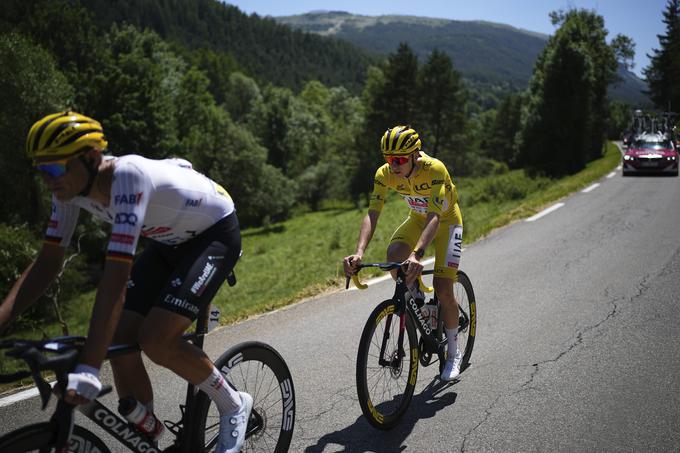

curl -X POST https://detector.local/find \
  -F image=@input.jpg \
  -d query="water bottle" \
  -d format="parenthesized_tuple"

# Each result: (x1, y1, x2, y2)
(118, 397, 164, 441)
(407, 281, 425, 306)
(208, 304, 220, 332)
(420, 300, 438, 330)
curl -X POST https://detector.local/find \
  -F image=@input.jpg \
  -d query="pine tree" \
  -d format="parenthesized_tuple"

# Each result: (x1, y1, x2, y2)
(417, 50, 465, 159)
(644, 0, 680, 111)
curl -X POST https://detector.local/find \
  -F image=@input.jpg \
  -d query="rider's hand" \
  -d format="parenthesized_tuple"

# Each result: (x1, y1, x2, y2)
(403, 254, 424, 285)
(65, 364, 102, 405)
(343, 254, 362, 276)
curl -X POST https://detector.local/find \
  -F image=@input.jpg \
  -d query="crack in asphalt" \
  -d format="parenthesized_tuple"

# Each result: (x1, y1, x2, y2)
(459, 274, 652, 450)
(296, 384, 356, 440)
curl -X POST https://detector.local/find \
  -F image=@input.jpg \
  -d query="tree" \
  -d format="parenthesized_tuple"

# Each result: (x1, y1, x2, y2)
(352, 44, 420, 202)
(417, 50, 466, 159)
(483, 93, 523, 167)
(517, 9, 622, 176)
(518, 34, 594, 175)
(225, 72, 263, 124)
(644, 0, 680, 111)
(89, 24, 185, 158)
(0, 33, 74, 226)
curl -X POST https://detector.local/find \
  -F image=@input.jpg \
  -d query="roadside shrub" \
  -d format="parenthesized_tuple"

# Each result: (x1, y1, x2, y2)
(0, 223, 88, 336)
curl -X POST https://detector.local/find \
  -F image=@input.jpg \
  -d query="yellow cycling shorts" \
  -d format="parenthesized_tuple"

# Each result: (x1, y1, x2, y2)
(389, 214, 463, 281)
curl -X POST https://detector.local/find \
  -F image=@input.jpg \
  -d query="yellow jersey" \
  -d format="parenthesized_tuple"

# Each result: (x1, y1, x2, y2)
(368, 152, 463, 225)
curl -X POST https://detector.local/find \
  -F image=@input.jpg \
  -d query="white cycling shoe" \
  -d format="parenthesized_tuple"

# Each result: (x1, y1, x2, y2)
(216, 392, 253, 453)
(441, 348, 462, 381)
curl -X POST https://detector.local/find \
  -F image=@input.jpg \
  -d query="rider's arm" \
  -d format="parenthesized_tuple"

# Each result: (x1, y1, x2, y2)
(355, 210, 380, 257)
(0, 243, 65, 331)
(78, 258, 132, 369)
(78, 162, 150, 368)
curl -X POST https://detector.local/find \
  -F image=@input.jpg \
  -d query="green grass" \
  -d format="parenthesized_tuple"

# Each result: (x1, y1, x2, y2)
(0, 143, 620, 391)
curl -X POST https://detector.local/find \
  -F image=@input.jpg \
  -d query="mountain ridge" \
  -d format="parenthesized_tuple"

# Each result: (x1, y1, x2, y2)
(275, 11, 649, 105)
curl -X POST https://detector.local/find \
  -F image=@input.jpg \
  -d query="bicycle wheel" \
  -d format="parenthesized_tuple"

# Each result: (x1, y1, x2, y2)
(356, 299, 418, 430)
(438, 270, 477, 374)
(0, 422, 110, 453)
(194, 341, 295, 453)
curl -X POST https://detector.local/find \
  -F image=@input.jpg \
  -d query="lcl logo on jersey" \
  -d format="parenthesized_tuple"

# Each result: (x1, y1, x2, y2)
(114, 192, 143, 205)
(115, 213, 138, 226)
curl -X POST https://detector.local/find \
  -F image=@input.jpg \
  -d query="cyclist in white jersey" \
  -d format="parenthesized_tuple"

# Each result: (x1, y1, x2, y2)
(0, 112, 250, 453)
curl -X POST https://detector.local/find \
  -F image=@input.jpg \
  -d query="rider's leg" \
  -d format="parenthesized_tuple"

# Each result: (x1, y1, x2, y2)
(139, 308, 241, 415)
(109, 242, 173, 409)
(387, 241, 412, 279)
(387, 215, 422, 279)
(110, 310, 154, 406)
(434, 276, 458, 330)
(433, 223, 463, 380)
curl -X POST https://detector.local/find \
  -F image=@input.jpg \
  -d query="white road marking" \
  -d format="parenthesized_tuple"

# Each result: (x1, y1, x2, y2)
(525, 203, 565, 222)
(0, 387, 40, 407)
(607, 171, 616, 178)
(582, 183, 600, 193)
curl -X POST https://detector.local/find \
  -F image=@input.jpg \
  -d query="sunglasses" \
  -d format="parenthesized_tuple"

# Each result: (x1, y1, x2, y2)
(385, 155, 411, 166)
(36, 161, 68, 178)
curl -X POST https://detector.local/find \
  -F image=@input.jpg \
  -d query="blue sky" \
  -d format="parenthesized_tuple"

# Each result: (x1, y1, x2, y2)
(224, 0, 670, 78)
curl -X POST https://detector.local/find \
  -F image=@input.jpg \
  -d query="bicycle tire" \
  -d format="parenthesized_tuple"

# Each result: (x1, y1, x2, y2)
(194, 341, 295, 452)
(438, 270, 477, 374)
(0, 422, 110, 453)
(356, 299, 418, 430)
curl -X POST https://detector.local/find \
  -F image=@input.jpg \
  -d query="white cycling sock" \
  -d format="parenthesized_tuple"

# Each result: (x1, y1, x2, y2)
(197, 366, 241, 415)
(446, 328, 459, 358)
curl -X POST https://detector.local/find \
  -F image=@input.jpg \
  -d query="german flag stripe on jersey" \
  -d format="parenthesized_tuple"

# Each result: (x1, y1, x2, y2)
(44, 235, 62, 245)
(106, 251, 134, 263)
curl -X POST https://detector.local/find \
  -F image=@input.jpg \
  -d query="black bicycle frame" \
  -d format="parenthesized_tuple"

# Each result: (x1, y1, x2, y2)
(378, 269, 446, 368)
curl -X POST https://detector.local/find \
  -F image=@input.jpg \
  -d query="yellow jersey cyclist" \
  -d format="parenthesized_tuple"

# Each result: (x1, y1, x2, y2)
(0, 112, 250, 453)
(343, 125, 464, 381)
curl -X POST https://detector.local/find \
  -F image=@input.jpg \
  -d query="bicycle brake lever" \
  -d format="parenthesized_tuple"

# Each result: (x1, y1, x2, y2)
(352, 274, 368, 290)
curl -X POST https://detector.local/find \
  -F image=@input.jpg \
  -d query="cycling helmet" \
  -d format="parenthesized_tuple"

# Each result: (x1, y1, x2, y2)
(380, 125, 421, 155)
(26, 111, 107, 163)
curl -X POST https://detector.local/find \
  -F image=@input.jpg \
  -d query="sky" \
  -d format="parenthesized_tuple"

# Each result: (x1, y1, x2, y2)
(224, 0, 671, 78)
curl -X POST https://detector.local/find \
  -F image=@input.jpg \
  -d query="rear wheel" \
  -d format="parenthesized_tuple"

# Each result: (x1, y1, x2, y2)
(0, 423, 110, 453)
(194, 341, 295, 452)
(438, 270, 477, 374)
(356, 299, 418, 430)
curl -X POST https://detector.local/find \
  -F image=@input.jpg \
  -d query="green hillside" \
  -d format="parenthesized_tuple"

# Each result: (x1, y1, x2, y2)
(277, 12, 546, 87)
(72, 0, 375, 92)
(276, 11, 650, 104)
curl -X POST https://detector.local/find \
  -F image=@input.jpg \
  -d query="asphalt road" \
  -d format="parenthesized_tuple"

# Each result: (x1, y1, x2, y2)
(2, 161, 680, 452)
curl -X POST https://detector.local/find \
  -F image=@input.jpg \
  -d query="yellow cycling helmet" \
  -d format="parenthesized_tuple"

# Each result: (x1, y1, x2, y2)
(380, 125, 421, 155)
(26, 111, 108, 163)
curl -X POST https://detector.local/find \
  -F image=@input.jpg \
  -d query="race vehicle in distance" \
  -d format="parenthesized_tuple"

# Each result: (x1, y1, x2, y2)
(622, 133, 679, 176)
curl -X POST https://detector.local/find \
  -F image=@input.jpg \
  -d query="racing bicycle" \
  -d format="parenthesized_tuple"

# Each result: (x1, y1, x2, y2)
(348, 263, 476, 430)
(0, 273, 295, 452)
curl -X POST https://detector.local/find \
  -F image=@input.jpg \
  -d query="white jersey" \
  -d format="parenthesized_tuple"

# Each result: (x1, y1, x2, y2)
(45, 155, 235, 263)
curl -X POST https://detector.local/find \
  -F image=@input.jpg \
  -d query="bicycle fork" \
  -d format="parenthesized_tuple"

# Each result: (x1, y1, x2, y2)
(378, 312, 407, 370)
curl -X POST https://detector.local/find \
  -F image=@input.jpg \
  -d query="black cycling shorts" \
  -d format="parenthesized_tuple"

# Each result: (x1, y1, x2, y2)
(124, 212, 241, 320)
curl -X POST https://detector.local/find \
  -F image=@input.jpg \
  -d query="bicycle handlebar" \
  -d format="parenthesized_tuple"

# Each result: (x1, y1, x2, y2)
(345, 262, 434, 293)
(0, 337, 111, 409)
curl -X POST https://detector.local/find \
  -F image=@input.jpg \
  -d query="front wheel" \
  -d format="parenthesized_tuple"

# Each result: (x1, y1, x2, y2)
(0, 422, 110, 453)
(194, 341, 295, 452)
(356, 299, 419, 430)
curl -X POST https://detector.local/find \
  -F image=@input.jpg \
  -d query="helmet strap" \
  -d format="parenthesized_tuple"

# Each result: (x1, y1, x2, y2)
(77, 154, 99, 197)
(404, 153, 417, 178)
